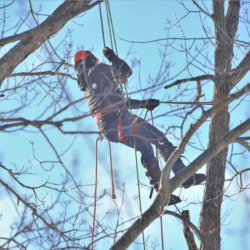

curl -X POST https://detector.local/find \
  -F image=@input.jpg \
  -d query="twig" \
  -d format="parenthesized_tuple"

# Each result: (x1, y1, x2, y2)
(234, 137, 250, 152)
(160, 101, 214, 105)
(164, 75, 214, 89)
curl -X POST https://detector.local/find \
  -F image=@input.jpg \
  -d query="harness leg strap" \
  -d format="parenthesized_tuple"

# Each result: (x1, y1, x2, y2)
(117, 112, 124, 143)
(117, 114, 140, 144)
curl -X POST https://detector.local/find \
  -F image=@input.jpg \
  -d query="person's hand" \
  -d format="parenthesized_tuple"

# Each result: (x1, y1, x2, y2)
(103, 47, 116, 62)
(143, 99, 160, 110)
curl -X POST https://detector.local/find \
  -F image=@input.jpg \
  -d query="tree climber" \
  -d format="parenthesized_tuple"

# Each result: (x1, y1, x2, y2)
(72, 47, 206, 206)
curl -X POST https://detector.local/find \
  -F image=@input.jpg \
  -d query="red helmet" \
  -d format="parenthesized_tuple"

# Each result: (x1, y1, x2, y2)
(72, 50, 99, 69)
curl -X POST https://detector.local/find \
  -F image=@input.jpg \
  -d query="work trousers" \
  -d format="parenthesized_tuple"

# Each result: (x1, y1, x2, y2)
(103, 110, 185, 173)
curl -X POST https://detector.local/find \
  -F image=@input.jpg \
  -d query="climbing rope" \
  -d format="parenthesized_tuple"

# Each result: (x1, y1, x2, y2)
(91, 137, 100, 250)
(150, 111, 165, 250)
(98, 2, 146, 249)
(108, 139, 116, 199)
(98, 3, 106, 47)
(98, 0, 118, 54)
(93, 2, 210, 249)
(92, 135, 116, 249)
(104, 0, 118, 55)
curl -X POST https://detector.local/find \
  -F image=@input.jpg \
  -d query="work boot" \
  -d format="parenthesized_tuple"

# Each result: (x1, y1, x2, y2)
(166, 194, 182, 206)
(159, 148, 207, 189)
(144, 157, 161, 187)
(144, 158, 182, 206)
(182, 173, 207, 189)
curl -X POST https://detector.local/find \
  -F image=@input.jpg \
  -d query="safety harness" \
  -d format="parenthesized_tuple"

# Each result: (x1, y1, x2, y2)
(95, 109, 140, 143)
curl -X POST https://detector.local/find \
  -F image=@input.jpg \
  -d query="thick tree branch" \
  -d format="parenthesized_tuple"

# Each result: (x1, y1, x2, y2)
(111, 118, 250, 250)
(182, 210, 198, 250)
(171, 118, 250, 192)
(164, 82, 250, 189)
(226, 0, 240, 41)
(0, 0, 102, 87)
(110, 83, 250, 250)
(229, 50, 250, 88)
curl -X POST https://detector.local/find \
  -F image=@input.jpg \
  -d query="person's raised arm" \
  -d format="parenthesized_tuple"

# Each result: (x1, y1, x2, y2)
(103, 47, 132, 84)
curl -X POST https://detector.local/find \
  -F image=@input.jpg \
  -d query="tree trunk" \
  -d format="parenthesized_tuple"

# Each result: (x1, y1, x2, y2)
(199, 1, 241, 249)
(199, 87, 230, 250)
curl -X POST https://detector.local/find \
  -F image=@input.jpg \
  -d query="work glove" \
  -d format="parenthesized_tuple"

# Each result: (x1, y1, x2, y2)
(103, 47, 116, 62)
(143, 99, 160, 111)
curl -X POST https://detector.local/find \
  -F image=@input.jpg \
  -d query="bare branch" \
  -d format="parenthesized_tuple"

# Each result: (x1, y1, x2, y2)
(226, 0, 240, 40)
(229, 51, 250, 88)
(164, 210, 204, 246)
(160, 101, 214, 106)
(164, 74, 214, 89)
(9, 71, 77, 81)
(0, 0, 102, 87)
(192, 0, 211, 17)
(234, 136, 250, 152)
(0, 177, 68, 241)
(181, 210, 198, 250)
(110, 83, 250, 250)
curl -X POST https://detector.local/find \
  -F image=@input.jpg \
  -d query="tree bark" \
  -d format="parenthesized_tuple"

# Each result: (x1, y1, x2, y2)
(199, 1, 241, 249)
(0, 0, 101, 87)
(182, 210, 198, 250)
(199, 92, 229, 250)
(110, 85, 250, 249)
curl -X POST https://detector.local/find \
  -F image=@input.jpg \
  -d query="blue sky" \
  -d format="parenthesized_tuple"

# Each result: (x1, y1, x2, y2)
(0, 1, 249, 249)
